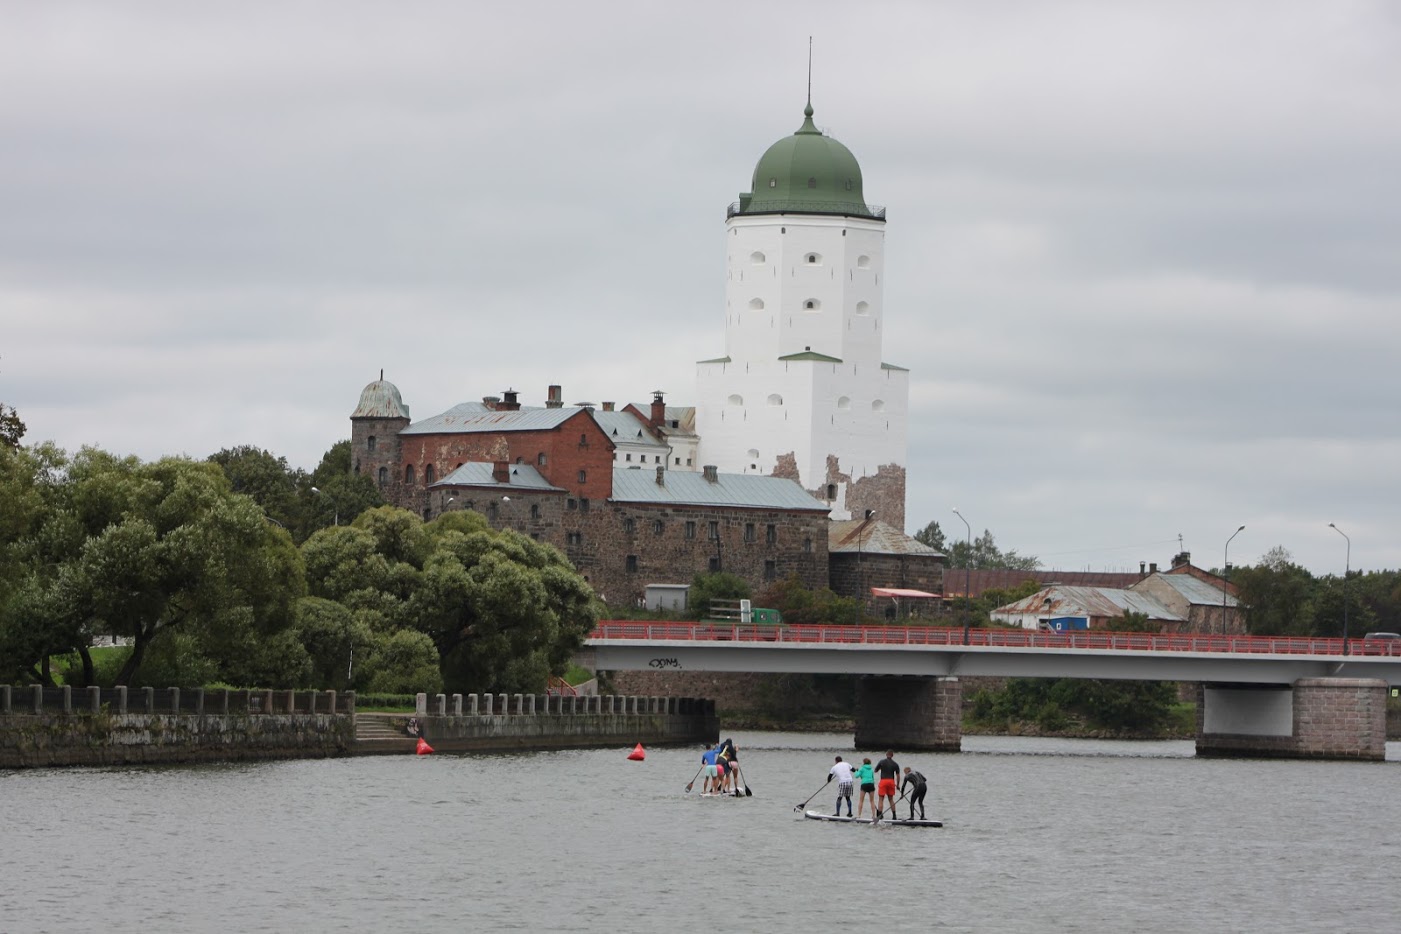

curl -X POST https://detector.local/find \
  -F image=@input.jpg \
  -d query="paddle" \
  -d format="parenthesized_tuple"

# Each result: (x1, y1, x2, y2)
(738, 765, 752, 797)
(794, 780, 828, 813)
(684, 763, 705, 794)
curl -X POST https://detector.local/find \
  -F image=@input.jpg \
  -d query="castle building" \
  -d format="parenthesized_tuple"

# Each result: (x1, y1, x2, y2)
(694, 99, 910, 528)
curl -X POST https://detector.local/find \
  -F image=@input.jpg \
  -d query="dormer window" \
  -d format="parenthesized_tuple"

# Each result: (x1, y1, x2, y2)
(768, 177, 777, 188)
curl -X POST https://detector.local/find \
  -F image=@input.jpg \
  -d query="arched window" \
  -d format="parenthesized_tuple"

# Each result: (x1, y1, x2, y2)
(425, 464, 435, 484)
(872, 399, 886, 412)
(856, 301, 870, 316)
(367, 436, 377, 452)
(857, 255, 871, 268)
(750, 251, 765, 264)
(806, 253, 821, 264)
(727, 394, 744, 406)
(767, 394, 783, 406)
(377, 466, 387, 487)
(578, 469, 587, 484)
(405, 464, 415, 485)
(530, 503, 540, 519)
(804, 299, 821, 311)
(825, 484, 837, 500)
(748, 298, 765, 310)
(837, 396, 851, 410)
(768, 177, 777, 188)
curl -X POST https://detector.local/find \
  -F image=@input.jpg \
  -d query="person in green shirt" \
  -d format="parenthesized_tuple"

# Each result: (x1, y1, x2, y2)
(853, 757, 877, 819)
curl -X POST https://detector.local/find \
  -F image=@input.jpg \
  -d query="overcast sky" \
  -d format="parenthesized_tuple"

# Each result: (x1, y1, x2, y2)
(4, 1, 1398, 576)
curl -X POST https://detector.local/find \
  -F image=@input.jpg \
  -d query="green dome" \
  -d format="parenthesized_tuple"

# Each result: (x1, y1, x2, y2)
(732, 103, 883, 221)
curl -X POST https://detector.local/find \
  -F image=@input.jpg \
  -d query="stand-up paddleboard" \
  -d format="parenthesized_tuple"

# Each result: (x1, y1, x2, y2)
(700, 792, 746, 798)
(803, 810, 942, 827)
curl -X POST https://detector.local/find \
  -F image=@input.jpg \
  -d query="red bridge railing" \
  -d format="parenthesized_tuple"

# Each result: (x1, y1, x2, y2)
(589, 622, 1401, 657)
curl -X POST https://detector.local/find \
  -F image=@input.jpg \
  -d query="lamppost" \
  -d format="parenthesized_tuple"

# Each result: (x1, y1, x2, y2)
(953, 507, 971, 645)
(310, 486, 338, 526)
(1329, 523, 1351, 655)
(1222, 525, 1244, 636)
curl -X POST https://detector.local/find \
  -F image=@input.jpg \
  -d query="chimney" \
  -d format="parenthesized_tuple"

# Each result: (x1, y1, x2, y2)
(1171, 551, 1190, 569)
(1140, 561, 1146, 575)
(492, 461, 510, 484)
(655, 465, 665, 486)
(650, 390, 666, 428)
(546, 385, 563, 409)
(482, 395, 500, 410)
(499, 389, 520, 411)
(1150, 562, 1158, 574)
(702, 465, 718, 483)
(602, 401, 615, 412)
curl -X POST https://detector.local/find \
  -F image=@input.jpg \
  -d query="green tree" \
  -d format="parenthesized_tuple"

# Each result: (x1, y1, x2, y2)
(0, 402, 24, 449)
(305, 441, 383, 535)
(17, 450, 306, 686)
(946, 528, 1040, 571)
(300, 507, 596, 694)
(208, 445, 302, 534)
(913, 520, 946, 553)
(1232, 547, 1317, 636)
(757, 575, 863, 626)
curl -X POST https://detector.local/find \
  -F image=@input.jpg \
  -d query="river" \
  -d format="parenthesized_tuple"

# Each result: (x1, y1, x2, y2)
(3, 733, 1398, 933)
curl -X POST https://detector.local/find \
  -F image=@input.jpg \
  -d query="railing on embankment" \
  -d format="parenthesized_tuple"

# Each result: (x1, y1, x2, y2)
(401, 692, 718, 755)
(0, 685, 356, 770)
(591, 622, 1401, 657)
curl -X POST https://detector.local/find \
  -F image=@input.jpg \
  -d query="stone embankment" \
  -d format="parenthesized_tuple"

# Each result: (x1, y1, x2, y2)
(2, 684, 718, 768)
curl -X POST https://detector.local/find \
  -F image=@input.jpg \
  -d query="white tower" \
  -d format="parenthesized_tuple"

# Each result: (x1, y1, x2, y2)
(695, 101, 909, 528)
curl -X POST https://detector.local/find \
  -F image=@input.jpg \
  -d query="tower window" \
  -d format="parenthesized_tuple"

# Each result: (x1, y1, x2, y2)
(530, 503, 540, 519)
(567, 531, 582, 546)
(367, 436, 377, 452)
(377, 466, 387, 487)
(767, 394, 783, 406)
(748, 298, 765, 310)
(856, 301, 870, 317)
(826, 484, 837, 500)
(872, 400, 886, 412)
(804, 299, 820, 311)
(405, 464, 415, 485)
(806, 253, 820, 264)
(537, 452, 547, 466)
(768, 177, 777, 188)
(845, 179, 853, 190)
(750, 251, 765, 264)
(765, 560, 777, 580)
(626, 555, 638, 573)
(857, 255, 871, 268)
(425, 464, 435, 484)
(728, 394, 744, 407)
(623, 518, 635, 534)
(578, 469, 587, 483)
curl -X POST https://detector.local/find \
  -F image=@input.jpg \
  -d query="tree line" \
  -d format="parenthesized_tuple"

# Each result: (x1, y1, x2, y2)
(0, 438, 597, 695)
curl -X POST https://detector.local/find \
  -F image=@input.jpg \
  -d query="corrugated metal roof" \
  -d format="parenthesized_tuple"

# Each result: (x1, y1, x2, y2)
(1152, 574, 1239, 607)
(402, 404, 586, 435)
(993, 586, 1185, 622)
(948, 568, 1144, 599)
(431, 462, 562, 491)
(610, 468, 831, 512)
(592, 410, 658, 443)
(829, 519, 943, 557)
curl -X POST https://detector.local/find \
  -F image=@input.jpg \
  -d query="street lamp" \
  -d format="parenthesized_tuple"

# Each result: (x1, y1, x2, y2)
(310, 486, 338, 526)
(1222, 525, 1244, 636)
(952, 507, 971, 646)
(1329, 523, 1351, 655)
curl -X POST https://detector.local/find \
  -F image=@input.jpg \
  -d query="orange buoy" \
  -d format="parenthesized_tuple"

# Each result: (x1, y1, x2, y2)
(627, 743, 646, 761)
(416, 737, 434, 755)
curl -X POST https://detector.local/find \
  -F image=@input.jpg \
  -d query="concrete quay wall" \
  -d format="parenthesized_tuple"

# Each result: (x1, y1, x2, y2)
(411, 693, 718, 753)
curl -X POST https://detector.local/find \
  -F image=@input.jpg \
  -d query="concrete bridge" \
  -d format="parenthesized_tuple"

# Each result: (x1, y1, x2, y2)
(588, 622, 1401, 761)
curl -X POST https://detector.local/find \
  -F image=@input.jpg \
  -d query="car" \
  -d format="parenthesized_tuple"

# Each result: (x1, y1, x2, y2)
(1363, 632, 1400, 640)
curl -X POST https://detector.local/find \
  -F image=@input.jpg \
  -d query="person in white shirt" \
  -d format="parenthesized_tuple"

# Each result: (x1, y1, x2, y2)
(826, 755, 855, 817)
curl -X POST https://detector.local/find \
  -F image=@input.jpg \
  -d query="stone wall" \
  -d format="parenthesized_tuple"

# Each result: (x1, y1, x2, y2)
(415, 694, 717, 752)
(829, 552, 943, 617)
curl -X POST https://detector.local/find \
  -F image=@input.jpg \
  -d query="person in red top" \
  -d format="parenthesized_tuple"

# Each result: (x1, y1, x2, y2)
(873, 751, 900, 819)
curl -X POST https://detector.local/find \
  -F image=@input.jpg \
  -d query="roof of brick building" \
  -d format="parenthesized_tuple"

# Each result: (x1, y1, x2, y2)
(828, 519, 943, 557)
(610, 467, 831, 512)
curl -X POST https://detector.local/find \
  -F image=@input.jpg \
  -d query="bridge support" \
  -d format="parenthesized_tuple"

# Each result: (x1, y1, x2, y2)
(1196, 678, 1387, 761)
(854, 676, 961, 752)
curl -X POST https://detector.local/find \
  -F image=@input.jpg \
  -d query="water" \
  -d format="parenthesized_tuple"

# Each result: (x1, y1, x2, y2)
(3, 734, 1399, 933)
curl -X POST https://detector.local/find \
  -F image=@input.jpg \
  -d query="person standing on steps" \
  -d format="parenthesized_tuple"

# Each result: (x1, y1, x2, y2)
(901, 766, 928, 821)
(826, 755, 855, 816)
(873, 750, 900, 820)
(853, 757, 877, 819)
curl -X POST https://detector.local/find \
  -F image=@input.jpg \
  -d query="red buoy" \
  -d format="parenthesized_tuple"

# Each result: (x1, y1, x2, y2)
(627, 743, 646, 761)
(416, 737, 434, 755)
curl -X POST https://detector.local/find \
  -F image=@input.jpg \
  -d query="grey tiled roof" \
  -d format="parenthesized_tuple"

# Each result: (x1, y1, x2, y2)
(431, 463, 562, 491)
(610, 468, 831, 512)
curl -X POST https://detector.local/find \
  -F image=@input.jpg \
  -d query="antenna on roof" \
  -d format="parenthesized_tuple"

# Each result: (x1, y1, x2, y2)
(1178, 532, 1184, 553)
(379, 368, 384, 381)
(806, 36, 813, 109)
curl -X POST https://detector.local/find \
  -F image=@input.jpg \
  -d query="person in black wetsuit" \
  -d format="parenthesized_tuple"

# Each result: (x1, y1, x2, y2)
(901, 766, 928, 820)
(717, 738, 740, 793)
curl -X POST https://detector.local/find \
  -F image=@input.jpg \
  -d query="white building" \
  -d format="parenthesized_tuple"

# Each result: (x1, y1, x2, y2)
(694, 99, 909, 527)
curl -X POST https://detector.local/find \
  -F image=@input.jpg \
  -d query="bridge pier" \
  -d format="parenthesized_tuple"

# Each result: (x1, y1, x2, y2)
(854, 676, 962, 752)
(1196, 677, 1387, 761)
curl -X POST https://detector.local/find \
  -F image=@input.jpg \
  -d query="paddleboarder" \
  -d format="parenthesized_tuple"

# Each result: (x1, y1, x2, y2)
(826, 755, 855, 816)
(717, 738, 739, 794)
(901, 766, 928, 821)
(700, 746, 721, 794)
(853, 757, 876, 819)
(873, 751, 900, 819)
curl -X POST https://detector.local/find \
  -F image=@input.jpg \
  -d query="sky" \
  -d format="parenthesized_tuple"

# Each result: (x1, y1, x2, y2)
(3, 1, 1398, 577)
